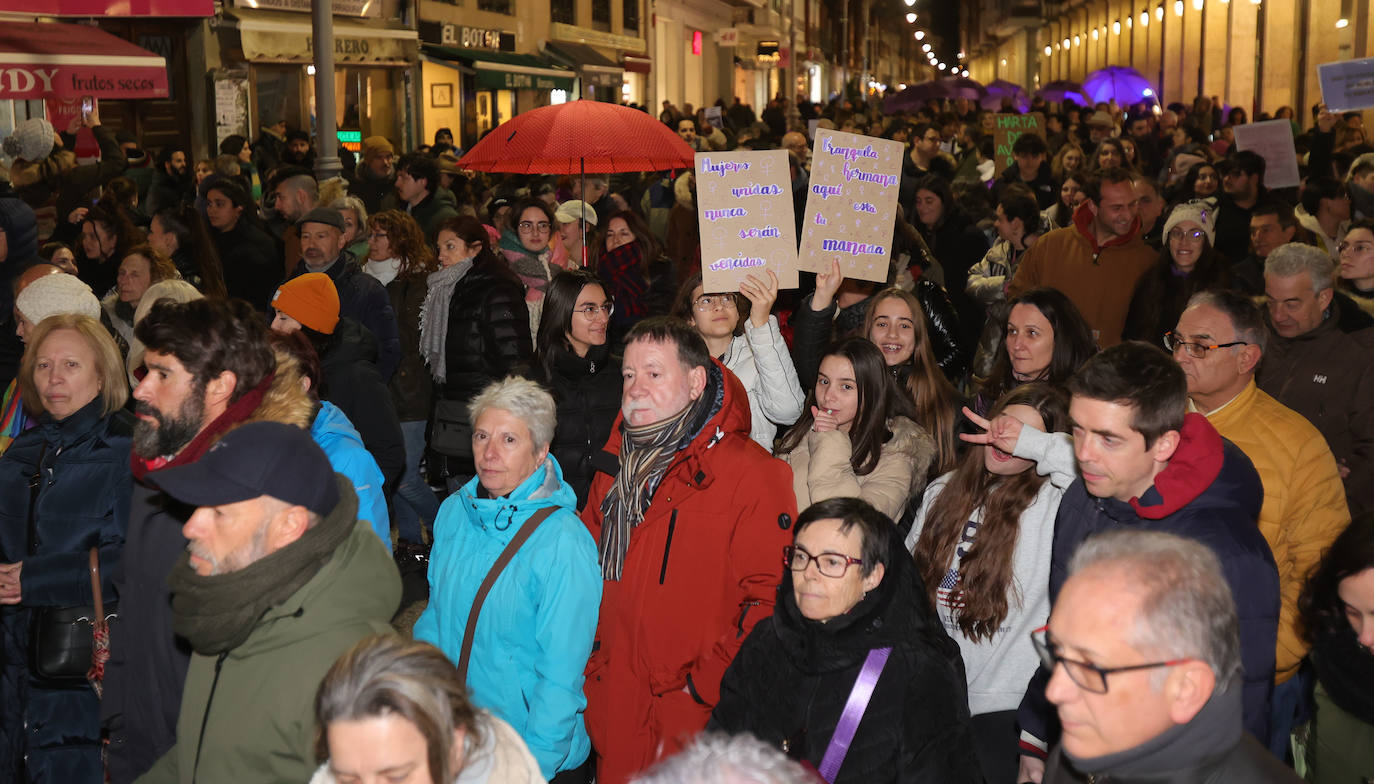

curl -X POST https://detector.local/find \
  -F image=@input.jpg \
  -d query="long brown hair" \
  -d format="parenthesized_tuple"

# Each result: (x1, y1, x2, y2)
(913, 383, 1068, 642)
(368, 209, 437, 279)
(861, 287, 959, 473)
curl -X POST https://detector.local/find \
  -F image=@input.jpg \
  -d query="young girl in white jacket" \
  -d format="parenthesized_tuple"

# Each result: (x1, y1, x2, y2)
(906, 382, 1075, 784)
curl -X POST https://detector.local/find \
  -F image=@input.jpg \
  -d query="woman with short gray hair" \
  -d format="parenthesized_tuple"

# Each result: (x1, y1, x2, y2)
(414, 376, 602, 782)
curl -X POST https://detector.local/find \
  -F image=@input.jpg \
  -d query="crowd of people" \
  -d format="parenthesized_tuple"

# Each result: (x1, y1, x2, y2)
(0, 85, 1369, 784)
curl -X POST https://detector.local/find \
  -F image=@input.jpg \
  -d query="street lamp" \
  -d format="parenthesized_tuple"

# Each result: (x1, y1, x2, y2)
(1044, 44, 1052, 55)
(915, 30, 925, 39)
(905, 12, 916, 23)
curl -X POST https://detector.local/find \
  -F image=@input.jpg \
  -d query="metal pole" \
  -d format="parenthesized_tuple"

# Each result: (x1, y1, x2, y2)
(313, 0, 342, 179)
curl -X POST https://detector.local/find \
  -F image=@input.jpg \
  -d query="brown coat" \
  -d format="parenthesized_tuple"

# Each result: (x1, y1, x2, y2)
(781, 415, 934, 521)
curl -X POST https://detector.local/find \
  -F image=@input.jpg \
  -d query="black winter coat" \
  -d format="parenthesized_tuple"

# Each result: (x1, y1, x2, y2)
(710, 526, 982, 784)
(384, 274, 433, 422)
(436, 257, 533, 405)
(213, 218, 282, 312)
(0, 400, 132, 783)
(528, 341, 622, 510)
(320, 316, 406, 490)
(291, 256, 401, 382)
(915, 209, 989, 352)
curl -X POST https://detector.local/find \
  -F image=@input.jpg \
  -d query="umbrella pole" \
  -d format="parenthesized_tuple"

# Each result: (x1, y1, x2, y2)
(580, 157, 587, 267)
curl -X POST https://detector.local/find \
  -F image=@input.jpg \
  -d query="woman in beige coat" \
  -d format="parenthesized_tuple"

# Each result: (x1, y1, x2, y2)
(775, 337, 935, 521)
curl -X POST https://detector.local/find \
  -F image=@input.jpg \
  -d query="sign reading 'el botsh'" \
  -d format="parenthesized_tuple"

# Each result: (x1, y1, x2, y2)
(797, 130, 903, 283)
(695, 150, 799, 292)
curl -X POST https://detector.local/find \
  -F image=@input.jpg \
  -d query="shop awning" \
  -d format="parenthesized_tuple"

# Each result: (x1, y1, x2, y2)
(225, 10, 418, 64)
(543, 41, 623, 88)
(422, 44, 575, 92)
(0, 22, 168, 100)
(623, 54, 651, 74)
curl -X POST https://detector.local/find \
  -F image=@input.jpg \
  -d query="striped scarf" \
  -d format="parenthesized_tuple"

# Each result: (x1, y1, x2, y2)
(597, 391, 711, 581)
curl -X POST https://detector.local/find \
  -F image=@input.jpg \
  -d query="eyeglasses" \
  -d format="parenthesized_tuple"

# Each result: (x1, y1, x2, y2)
(1163, 331, 1248, 358)
(1339, 240, 1374, 255)
(1030, 625, 1192, 694)
(693, 294, 738, 311)
(517, 220, 552, 234)
(1167, 228, 1206, 242)
(371, 231, 388, 240)
(573, 302, 614, 318)
(784, 545, 865, 578)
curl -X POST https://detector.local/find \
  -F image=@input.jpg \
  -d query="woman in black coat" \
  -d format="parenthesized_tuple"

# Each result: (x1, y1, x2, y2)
(203, 179, 283, 312)
(911, 174, 990, 353)
(710, 497, 982, 784)
(0, 314, 132, 783)
(529, 269, 621, 509)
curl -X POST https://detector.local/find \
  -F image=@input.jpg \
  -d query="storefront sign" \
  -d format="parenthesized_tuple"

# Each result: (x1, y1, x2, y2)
(233, 0, 380, 18)
(239, 25, 417, 64)
(1233, 119, 1301, 190)
(798, 130, 903, 283)
(1318, 57, 1374, 113)
(756, 41, 779, 65)
(440, 23, 505, 50)
(716, 29, 739, 47)
(338, 129, 362, 152)
(993, 112, 1044, 176)
(696, 150, 798, 292)
(549, 22, 646, 54)
(0, 23, 169, 100)
(476, 70, 571, 91)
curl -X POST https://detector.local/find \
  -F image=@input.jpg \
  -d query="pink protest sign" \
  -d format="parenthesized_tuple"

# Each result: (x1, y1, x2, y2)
(695, 150, 799, 292)
(797, 130, 903, 283)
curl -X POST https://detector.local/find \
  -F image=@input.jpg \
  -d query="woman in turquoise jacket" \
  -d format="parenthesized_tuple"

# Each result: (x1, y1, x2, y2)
(414, 377, 602, 781)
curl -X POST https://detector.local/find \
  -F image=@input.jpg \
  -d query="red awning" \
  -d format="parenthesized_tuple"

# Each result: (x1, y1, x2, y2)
(0, 22, 169, 101)
(623, 54, 651, 74)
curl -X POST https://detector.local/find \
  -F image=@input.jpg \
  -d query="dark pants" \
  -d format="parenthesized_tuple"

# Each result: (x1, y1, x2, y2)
(971, 709, 1020, 784)
(550, 755, 593, 784)
(1268, 668, 1312, 763)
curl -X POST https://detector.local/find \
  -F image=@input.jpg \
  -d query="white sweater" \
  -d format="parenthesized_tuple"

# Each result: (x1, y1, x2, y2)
(721, 315, 806, 450)
(905, 426, 1077, 716)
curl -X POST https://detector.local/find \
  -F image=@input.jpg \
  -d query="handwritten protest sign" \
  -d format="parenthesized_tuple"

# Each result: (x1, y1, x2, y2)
(797, 130, 903, 283)
(993, 112, 1045, 177)
(1318, 58, 1374, 113)
(1233, 119, 1300, 190)
(695, 150, 799, 292)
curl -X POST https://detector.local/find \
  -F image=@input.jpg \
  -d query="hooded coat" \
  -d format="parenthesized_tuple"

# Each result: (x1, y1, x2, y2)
(414, 457, 601, 779)
(311, 400, 390, 547)
(580, 361, 798, 784)
(709, 526, 983, 784)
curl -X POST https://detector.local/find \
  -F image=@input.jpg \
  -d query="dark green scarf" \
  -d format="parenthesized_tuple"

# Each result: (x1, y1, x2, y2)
(166, 475, 358, 655)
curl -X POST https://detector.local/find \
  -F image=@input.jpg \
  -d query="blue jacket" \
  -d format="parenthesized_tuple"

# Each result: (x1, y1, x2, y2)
(312, 401, 389, 550)
(414, 456, 601, 779)
(1018, 413, 1279, 755)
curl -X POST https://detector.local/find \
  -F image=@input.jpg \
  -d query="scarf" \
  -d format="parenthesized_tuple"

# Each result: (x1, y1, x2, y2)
(131, 372, 275, 480)
(599, 242, 649, 318)
(166, 475, 357, 655)
(418, 259, 473, 384)
(363, 256, 400, 287)
(1064, 683, 1243, 778)
(597, 370, 718, 580)
(1312, 622, 1374, 724)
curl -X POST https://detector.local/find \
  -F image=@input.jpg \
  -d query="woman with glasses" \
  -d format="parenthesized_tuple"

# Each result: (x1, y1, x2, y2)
(595, 210, 675, 344)
(500, 198, 570, 336)
(1337, 219, 1374, 317)
(671, 272, 804, 450)
(775, 338, 933, 520)
(531, 269, 622, 509)
(709, 496, 982, 784)
(1123, 202, 1229, 343)
(907, 383, 1074, 784)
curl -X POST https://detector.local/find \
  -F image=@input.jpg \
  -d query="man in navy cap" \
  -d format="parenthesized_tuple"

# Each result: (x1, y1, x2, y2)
(135, 421, 400, 784)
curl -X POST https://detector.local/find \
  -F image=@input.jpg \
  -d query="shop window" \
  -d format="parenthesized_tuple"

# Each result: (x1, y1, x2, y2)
(337, 67, 404, 146)
(254, 65, 305, 132)
(552, 0, 575, 24)
(622, 0, 639, 35)
(592, 0, 611, 31)
(477, 0, 513, 14)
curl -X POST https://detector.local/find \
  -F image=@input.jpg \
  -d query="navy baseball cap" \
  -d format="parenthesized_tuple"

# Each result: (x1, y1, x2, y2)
(149, 421, 339, 516)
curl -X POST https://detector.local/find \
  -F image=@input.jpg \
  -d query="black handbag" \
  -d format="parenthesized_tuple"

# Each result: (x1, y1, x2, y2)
(25, 443, 117, 683)
(430, 399, 474, 459)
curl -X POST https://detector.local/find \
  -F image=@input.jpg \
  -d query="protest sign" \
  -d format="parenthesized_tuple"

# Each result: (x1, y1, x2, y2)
(993, 112, 1045, 177)
(695, 150, 798, 292)
(705, 105, 724, 129)
(807, 118, 819, 140)
(797, 130, 903, 283)
(1318, 58, 1374, 113)
(1233, 119, 1300, 190)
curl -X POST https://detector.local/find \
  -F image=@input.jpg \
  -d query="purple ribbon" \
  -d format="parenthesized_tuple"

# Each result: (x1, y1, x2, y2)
(817, 646, 893, 782)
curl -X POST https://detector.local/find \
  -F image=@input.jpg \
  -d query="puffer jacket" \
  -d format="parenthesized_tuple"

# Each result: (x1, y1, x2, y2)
(915, 207, 989, 351)
(384, 273, 433, 422)
(528, 341, 622, 510)
(320, 316, 405, 492)
(136, 480, 401, 784)
(414, 457, 601, 779)
(290, 256, 401, 382)
(709, 525, 983, 784)
(1256, 300, 1374, 515)
(781, 415, 934, 521)
(436, 257, 534, 405)
(580, 361, 797, 784)
(1202, 381, 1349, 683)
(1017, 414, 1278, 756)
(721, 316, 805, 449)
(0, 400, 131, 783)
(212, 219, 282, 313)
(311, 400, 390, 548)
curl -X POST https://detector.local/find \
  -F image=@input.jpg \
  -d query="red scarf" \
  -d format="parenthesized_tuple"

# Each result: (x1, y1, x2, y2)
(130, 373, 275, 481)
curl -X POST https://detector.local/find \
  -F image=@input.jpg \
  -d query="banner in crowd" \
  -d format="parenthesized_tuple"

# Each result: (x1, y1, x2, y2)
(797, 130, 903, 283)
(695, 150, 799, 292)
(993, 112, 1045, 177)
(1233, 119, 1301, 190)
(1318, 58, 1374, 113)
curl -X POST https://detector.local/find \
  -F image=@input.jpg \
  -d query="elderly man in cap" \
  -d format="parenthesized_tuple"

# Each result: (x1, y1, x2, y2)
(134, 421, 400, 784)
(288, 206, 400, 381)
(1039, 530, 1300, 783)
(555, 198, 597, 265)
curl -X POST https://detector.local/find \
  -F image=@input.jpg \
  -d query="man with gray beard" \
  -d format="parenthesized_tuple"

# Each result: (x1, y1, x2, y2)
(101, 298, 311, 784)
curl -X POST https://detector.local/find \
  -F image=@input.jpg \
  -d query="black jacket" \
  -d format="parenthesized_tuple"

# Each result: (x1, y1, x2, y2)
(528, 341, 622, 510)
(915, 209, 990, 352)
(291, 256, 401, 382)
(320, 316, 406, 491)
(0, 401, 131, 783)
(996, 160, 1059, 210)
(213, 218, 282, 312)
(145, 167, 189, 216)
(710, 526, 982, 784)
(436, 257, 533, 406)
(1044, 733, 1301, 783)
(384, 274, 433, 422)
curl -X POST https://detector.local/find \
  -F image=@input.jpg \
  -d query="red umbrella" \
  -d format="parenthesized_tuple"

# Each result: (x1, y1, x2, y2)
(457, 99, 696, 174)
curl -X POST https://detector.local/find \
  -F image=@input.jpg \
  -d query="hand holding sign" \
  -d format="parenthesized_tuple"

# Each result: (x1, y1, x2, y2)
(739, 271, 780, 328)
(695, 150, 799, 292)
(797, 130, 904, 283)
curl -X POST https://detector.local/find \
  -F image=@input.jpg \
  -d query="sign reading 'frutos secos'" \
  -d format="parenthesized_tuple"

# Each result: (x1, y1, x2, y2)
(695, 150, 799, 292)
(797, 130, 903, 283)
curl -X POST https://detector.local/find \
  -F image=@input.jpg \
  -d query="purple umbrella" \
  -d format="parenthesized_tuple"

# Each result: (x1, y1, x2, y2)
(882, 81, 947, 113)
(1083, 66, 1154, 105)
(1037, 80, 1090, 107)
(938, 76, 986, 101)
(981, 79, 1029, 111)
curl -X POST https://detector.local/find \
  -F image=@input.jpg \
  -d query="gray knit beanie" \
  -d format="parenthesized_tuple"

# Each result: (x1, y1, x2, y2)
(16, 273, 100, 325)
(3, 118, 56, 162)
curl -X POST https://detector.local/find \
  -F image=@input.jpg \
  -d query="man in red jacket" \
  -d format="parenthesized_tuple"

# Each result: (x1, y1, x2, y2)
(581, 317, 797, 784)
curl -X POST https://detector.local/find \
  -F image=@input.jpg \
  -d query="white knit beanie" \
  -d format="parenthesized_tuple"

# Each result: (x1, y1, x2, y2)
(16, 273, 100, 325)
(1163, 200, 1216, 246)
(3, 118, 56, 162)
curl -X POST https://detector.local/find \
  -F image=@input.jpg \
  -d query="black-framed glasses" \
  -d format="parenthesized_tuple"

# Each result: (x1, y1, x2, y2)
(1163, 331, 1247, 359)
(517, 220, 552, 233)
(1030, 625, 1192, 694)
(783, 545, 864, 578)
(693, 294, 737, 311)
(573, 302, 614, 318)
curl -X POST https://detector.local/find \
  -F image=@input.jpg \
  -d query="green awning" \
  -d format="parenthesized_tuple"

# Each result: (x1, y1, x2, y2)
(422, 44, 575, 91)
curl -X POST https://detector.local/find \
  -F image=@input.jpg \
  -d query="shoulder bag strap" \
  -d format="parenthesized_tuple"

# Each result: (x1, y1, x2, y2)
(89, 547, 104, 627)
(817, 646, 893, 783)
(455, 506, 559, 683)
(24, 440, 48, 559)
